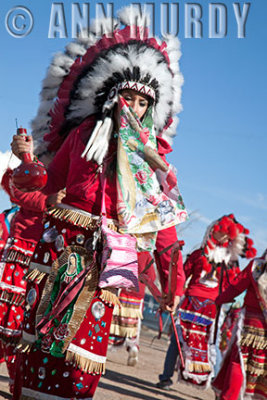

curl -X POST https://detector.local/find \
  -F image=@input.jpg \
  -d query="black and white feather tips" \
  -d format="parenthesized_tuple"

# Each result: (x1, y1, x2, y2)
(31, 5, 183, 159)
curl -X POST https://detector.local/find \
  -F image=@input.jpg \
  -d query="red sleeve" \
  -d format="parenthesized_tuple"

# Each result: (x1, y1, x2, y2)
(216, 262, 252, 306)
(13, 190, 47, 212)
(42, 129, 74, 195)
(183, 249, 202, 280)
(1, 168, 47, 212)
(154, 226, 185, 296)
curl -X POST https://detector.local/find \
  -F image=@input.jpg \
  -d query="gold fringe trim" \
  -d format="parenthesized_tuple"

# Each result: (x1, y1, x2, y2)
(5, 249, 32, 266)
(100, 289, 121, 306)
(47, 207, 101, 230)
(241, 333, 267, 349)
(245, 362, 267, 376)
(109, 324, 138, 338)
(188, 362, 211, 373)
(47, 206, 119, 231)
(112, 303, 142, 319)
(0, 290, 25, 306)
(25, 268, 47, 284)
(66, 350, 105, 374)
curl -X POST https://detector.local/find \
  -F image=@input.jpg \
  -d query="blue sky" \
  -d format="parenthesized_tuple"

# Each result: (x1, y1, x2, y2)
(0, 0, 266, 259)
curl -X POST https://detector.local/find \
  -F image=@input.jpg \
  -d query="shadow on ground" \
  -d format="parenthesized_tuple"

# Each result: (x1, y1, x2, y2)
(98, 370, 206, 400)
(0, 389, 12, 399)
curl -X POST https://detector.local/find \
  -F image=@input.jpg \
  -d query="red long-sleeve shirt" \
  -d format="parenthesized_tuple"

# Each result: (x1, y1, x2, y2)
(1, 169, 47, 242)
(216, 261, 262, 314)
(43, 118, 117, 218)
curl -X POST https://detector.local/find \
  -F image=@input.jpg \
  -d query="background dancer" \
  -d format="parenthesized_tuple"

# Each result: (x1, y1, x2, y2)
(0, 168, 64, 392)
(213, 249, 267, 400)
(10, 6, 187, 399)
(156, 214, 256, 390)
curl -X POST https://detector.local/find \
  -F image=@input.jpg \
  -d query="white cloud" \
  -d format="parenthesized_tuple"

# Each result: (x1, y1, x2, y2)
(0, 151, 20, 189)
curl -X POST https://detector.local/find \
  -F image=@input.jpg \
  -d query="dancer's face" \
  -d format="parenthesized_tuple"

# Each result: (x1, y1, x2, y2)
(213, 231, 229, 244)
(120, 89, 149, 119)
(68, 255, 77, 274)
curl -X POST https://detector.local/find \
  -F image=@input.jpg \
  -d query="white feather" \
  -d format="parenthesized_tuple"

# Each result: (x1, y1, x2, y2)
(82, 118, 113, 165)
(118, 5, 151, 27)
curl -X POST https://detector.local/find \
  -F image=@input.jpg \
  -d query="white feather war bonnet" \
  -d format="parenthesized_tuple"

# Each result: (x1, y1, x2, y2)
(31, 5, 184, 165)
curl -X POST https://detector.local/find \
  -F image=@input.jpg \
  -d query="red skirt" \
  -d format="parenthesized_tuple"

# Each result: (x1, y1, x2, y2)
(178, 295, 217, 387)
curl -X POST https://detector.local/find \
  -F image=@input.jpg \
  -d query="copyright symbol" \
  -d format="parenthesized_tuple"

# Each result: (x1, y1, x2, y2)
(5, 6, 34, 38)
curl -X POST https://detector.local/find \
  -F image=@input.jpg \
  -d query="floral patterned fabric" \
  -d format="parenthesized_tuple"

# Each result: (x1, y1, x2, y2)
(116, 97, 187, 250)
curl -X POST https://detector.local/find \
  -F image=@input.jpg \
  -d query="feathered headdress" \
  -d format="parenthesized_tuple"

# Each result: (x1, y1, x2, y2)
(31, 5, 183, 163)
(201, 213, 257, 274)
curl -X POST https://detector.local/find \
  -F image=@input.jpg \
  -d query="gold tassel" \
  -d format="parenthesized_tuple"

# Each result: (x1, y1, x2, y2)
(241, 333, 267, 349)
(16, 341, 33, 353)
(25, 268, 47, 283)
(66, 350, 105, 374)
(5, 250, 32, 266)
(100, 289, 120, 306)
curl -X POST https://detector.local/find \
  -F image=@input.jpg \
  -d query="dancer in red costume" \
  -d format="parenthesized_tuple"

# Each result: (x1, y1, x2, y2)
(175, 214, 256, 389)
(0, 168, 65, 390)
(213, 250, 267, 400)
(0, 205, 18, 365)
(10, 5, 187, 399)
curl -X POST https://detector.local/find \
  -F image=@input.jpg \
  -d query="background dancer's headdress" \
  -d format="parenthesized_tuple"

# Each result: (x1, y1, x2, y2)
(201, 213, 257, 273)
(31, 5, 183, 163)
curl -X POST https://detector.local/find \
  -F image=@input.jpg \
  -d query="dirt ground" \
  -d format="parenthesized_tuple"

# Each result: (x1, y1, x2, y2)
(0, 326, 215, 400)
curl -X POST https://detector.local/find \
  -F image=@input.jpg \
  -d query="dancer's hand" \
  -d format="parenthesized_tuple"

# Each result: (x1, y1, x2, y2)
(11, 135, 34, 160)
(47, 189, 66, 207)
(161, 294, 180, 313)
